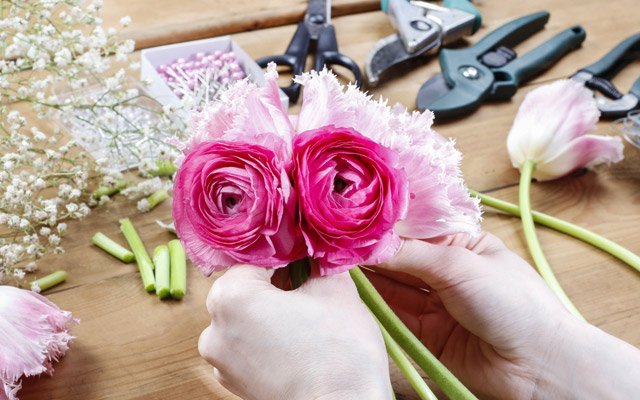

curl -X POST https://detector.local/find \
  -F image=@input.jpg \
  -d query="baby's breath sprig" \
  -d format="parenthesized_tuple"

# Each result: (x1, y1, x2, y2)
(0, 0, 189, 285)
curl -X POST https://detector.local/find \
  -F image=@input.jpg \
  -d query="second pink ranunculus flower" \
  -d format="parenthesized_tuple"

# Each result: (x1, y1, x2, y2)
(172, 137, 305, 276)
(292, 125, 409, 275)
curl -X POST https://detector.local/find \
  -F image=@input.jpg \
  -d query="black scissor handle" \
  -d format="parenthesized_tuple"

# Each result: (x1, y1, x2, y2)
(256, 22, 311, 103)
(315, 25, 363, 88)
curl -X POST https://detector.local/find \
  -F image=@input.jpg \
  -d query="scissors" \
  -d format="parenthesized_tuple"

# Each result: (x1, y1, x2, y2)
(256, 0, 363, 103)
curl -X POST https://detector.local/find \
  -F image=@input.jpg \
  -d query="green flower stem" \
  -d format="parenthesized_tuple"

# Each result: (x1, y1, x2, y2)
(373, 314, 437, 400)
(31, 270, 68, 292)
(147, 189, 168, 210)
(91, 179, 127, 198)
(469, 189, 640, 274)
(349, 267, 477, 400)
(120, 218, 155, 292)
(153, 245, 171, 299)
(149, 160, 178, 176)
(92, 232, 135, 263)
(169, 239, 186, 300)
(520, 160, 585, 321)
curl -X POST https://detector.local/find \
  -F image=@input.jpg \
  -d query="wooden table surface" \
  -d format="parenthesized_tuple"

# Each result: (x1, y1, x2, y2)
(19, 0, 640, 399)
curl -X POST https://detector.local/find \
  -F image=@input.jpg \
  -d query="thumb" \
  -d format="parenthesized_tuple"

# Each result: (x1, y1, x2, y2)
(217, 263, 276, 288)
(298, 269, 358, 296)
(377, 238, 482, 291)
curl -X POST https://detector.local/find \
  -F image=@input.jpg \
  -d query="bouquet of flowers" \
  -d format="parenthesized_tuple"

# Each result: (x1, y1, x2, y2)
(172, 63, 483, 398)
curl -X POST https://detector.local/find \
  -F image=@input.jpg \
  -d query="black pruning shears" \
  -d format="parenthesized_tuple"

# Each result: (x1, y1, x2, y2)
(416, 11, 586, 119)
(570, 33, 640, 118)
(256, 0, 362, 103)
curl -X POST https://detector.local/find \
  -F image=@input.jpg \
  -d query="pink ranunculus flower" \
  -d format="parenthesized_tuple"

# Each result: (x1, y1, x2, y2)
(172, 136, 305, 276)
(181, 64, 482, 275)
(507, 79, 624, 181)
(1, 286, 78, 400)
(291, 125, 409, 275)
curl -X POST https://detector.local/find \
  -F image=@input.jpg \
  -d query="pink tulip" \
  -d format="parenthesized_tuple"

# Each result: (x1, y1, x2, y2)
(507, 80, 624, 181)
(0, 286, 78, 400)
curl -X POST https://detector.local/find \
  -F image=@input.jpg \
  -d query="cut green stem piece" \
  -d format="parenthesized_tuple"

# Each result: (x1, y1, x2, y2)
(91, 179, 127, 198)
(373, 314, 437, 400)
(349, 267, 477, 400)
(519, 160, 585, 321)
(120, 218, 155, 292)
(92, 232, 135, 263)
(469, 189, 640, 274)
(154, 245, 171, 299)
(146, 189, 168, 210)
(169, 239, 186, 300)
(31, 270, 68, 292)
(148, 160, 178, 176)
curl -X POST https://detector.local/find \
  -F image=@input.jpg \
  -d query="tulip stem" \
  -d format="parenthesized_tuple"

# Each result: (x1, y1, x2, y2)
(349, 267, 477, 400)
(519, 160, 585, 321)
(469, 189, 640, 274)
(372, 314, 437, 400)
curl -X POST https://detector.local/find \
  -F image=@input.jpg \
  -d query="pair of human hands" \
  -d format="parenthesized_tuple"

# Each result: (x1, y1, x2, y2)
(198, 232, 639, 399)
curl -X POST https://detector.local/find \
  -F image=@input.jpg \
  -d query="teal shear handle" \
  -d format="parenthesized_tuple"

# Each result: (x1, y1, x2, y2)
(579, 32, 640, 77)
(380, 0, 482, 33)
(492, 25, 586, 99)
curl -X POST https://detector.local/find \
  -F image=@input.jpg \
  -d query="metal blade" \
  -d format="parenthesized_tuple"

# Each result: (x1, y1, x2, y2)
(365, 34, 439, 87)
(416, 73, 452, 110)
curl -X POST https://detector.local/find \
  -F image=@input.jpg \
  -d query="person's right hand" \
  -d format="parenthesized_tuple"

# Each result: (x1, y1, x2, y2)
(370, 232, 640, 399)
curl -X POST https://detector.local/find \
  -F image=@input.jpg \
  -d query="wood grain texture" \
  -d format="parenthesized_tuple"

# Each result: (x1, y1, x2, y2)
(18, 0, 640, 398)
(101, 0, 379, 50)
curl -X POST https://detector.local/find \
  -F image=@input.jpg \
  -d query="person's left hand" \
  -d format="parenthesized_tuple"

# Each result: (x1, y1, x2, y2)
(198, 264, 393, 400)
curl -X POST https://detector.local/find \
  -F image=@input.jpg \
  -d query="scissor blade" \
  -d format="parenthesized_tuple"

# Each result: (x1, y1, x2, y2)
(416, 73, 481, 118)
(365, 34, 439, 87)
(416, 73, 452, 110)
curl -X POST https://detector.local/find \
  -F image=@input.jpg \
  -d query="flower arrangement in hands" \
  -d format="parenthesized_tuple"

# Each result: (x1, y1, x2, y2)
(172, 64, 483, 398)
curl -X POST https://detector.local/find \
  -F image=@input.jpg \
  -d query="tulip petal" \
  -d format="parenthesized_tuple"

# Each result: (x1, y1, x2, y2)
(532, 134, 624, 181)
(507, 80, 602, 171)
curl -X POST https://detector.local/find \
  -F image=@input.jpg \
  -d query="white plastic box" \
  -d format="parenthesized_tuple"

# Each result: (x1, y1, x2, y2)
(140, 35, 289, 112)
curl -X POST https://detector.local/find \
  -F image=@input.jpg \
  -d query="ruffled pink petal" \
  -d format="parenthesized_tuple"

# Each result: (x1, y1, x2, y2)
(224, 63, 296, 147)
(0, 286, 78, 400)
(394, 140, 482, 238)
(532, 134, 624, 181)
(317, 230, 402, 276)
(295, 69, 356, 132)
(507, 80, 601, 169)
(186, 64, 294, 155)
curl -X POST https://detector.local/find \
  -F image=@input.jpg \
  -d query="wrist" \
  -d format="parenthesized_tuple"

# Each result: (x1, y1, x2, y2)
(533, 317, 640, 399)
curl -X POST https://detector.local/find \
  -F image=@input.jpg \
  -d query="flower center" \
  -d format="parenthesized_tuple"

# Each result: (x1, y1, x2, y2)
(223, 193, 242, 209)
(334, 176, 348, 193)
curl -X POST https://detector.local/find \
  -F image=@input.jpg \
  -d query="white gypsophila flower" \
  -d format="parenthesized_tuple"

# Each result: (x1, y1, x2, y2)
(120, 16, 131, 27)
(13, 269, 25, 280)
(39, 227, 51, 236)
(25, 262, 38, 272)
(57, 223, 68, 235)
(48, 234, 61, 246)
(137, 198, 150, 213)
(30, 282, 42, 293)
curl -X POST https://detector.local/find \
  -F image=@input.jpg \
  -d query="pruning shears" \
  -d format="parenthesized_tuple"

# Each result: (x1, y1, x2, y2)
(416, 11, 586, 119)
(364, 0, 481, 86)
(570, 32, 640, 118)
